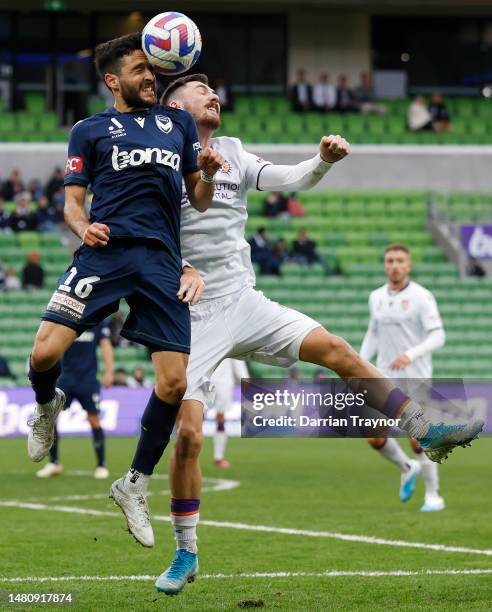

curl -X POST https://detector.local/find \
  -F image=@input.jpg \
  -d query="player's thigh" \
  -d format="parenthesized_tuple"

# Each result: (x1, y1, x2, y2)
(175, 399, 205, 446)
(229, 288, 320, 366)
(43, 243, 136, 334)
(31, 321, 77, 369)
(124, 246, 191, 354)
(184, 301, 234, 407)
(298, 326, 356, 367)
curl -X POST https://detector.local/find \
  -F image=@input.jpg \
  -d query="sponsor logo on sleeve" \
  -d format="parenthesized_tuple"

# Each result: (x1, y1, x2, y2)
(65, 156, 83, 174)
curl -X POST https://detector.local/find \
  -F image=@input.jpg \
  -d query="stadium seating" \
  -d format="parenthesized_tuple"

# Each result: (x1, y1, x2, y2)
(1, 94, 491, 144)
(1, 189, 491, 385)
(216, 96, 492, 144)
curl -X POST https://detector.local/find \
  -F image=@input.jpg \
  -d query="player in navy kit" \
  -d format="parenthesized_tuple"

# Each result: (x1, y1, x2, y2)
(36, 321, 114, 480)
(26, 33, 223, 545)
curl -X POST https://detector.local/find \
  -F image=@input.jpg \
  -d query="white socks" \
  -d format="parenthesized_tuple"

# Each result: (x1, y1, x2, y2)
(378, 439, 412, 472)
(416, 452, 440, 497)
(123, 468, 150, 494)
(172, 513, 199, 554)
(213, 431, 227, 461)
(398, 401, 430, 439)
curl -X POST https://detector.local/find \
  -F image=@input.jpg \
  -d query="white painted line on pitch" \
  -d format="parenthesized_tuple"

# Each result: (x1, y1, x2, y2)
(27, 472, 239, 501)
(1, 500, 491, 557)
(1, 569, 492, 583)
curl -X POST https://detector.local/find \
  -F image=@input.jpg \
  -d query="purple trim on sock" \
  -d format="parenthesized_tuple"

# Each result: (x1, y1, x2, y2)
(413, 445, 423, 454)
(171, 498, 201, 514)
(217, 422, 225, 432)
(382, 388, 409, 419)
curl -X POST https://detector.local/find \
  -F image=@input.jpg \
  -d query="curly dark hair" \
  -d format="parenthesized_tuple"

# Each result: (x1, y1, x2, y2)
(94, 32, 143, 78)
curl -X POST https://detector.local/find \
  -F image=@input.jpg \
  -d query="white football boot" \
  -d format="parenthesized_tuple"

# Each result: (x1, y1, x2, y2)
(27, 388, 65, 462)
(36, 462, 64, 478)
(94, 466, 110, 480)
(109, 476, 154, 547)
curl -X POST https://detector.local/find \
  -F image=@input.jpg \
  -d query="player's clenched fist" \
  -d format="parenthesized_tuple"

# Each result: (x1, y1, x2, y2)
(82, 223, 110, 248)
(319, 135, 350, 163)
(198, 147, 224, 179)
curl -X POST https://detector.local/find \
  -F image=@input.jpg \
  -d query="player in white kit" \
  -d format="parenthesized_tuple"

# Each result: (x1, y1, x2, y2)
(360, 245, 446, 512)
(111, 74, 483, 596)
(210, 358, 249, 468)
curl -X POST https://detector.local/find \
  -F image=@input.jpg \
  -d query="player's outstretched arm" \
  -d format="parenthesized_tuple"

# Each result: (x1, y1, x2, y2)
(184, 147, 224, 212)
(64, 185, 110, 247)
(256, 135, 350, 192)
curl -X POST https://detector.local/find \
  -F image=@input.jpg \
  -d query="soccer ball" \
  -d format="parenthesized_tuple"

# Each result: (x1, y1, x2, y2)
(142, 12, 202, 76)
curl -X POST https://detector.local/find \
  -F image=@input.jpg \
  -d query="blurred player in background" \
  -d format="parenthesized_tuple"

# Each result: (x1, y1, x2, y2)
(36, 321, 114, 480)
(121, 74, 483, 596)
(25, 33, 223, 550)
(210, 358, 249, 468)
(360, 245, 446, 512)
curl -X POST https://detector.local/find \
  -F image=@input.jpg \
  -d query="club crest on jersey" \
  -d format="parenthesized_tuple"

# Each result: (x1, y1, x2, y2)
(401, 299, 410, 311)
(220, 160, 232, 175)
(155, 115, 173, 134)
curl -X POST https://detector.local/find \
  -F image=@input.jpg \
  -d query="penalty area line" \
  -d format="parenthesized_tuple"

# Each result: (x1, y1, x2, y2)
(1, 500, 491, 557)
(1, 569, 492, 583)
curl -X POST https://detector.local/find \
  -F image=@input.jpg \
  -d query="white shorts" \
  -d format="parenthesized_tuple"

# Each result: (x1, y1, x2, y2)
(184, 286, 320, 407)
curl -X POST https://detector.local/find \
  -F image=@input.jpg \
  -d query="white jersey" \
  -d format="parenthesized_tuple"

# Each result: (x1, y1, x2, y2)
(180, 136, 271, 300)
(365, 281, 443, 378)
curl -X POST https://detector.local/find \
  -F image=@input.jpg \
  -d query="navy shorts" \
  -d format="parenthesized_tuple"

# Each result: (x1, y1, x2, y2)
(59, 381, 101, 414)
(42, 239, 190, 353)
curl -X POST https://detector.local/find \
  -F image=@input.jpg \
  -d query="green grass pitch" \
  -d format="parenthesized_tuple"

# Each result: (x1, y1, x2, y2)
(0, 436, 491, 610)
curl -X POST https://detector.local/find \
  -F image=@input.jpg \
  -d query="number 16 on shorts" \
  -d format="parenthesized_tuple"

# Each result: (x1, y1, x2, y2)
(47, 266, 100, 324)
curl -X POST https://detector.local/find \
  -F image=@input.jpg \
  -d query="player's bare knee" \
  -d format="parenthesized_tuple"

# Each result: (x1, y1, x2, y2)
(322, 334, 356, 369)
(175, 422, 203, 459)
(368, 437, 386, 449)
(155, 374, 187, 404)
(31, 337, 59, 371)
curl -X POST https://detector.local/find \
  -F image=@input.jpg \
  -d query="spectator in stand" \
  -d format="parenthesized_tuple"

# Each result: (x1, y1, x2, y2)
(291, 69, 313, 112)
(44, 167, 64, 203)
(128, 366, 153, 388)
(249, 227, 281, 276)
(335, 75, 359, 113)
(1, 169, 24, 201)
(35, 195, 58, 232)
(287, 365, 301, 384)
(213, 77, 234, 112)
(28, 178, 43, 201)
(286, 192, 305, 217)
(10, 192, 36, 232)
(274, 238, 290, 265)
(22, 251, 44, 290)
(428, 92, 452, 132)
(5, 267, 20, 291)
(313, 368, 329, 382)
(0, 259, 6, 290)
(263, 191, 288, 218)
(291, 229, 321, 265)
(354, 72, 387, 115)
(312, 73, 336, 112)
(113, 367, 128, 386)
(51, 187, 65, 222)
(0, 197, 11, 232)
(467, 257, 486, 277)
(0, 354, 17, 381)
(407, 95, 433, 132)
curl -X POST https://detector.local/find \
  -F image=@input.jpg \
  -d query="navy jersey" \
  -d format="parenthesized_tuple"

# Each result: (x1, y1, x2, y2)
(64, 105, 200, 262)
(59, 321, 111, 387)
